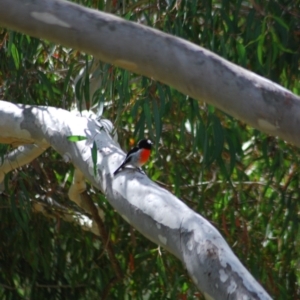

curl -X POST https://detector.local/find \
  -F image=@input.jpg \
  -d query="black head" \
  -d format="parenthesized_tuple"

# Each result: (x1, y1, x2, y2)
(138, 139, 153, 150)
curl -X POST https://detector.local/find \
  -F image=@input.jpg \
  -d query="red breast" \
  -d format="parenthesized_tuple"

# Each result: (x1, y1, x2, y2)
(139, 149, 151, 165)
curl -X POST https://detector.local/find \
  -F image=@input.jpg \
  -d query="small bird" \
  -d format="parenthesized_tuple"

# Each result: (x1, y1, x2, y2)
(113, 139, 153, 175)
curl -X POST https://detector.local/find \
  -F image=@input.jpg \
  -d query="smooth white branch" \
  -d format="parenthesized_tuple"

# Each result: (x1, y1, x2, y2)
(0, 101, 271, 299)
(0, 0, 299, 147)
(0, 144, 47, 185)
(68, 168, 105, 220)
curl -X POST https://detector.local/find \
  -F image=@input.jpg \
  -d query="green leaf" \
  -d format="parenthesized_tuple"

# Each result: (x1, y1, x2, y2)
(122, 70, 129, 100)
(83, 56, 91, 108)
(257, 35, 264, 66)
(157, 84, 165, 115)
(212, 115, 224, 161)
(153, 99, 161, 146)
(270, 28, 295, 54)
(237, 42, 246, 66)
(62, 63, 74, 95)
(257, 18, 267, 66)
(10, 43, 20, 69)
(180, 120, 186, 145)
(67, 135, 87, 142)
(37, 70, 54, 99)
(134, 113, 145, 138)
(10, 194, 27, 232)
(271, 15, 289, 30)
(75, 77, 83, 107)
(92, 141, 98, 176)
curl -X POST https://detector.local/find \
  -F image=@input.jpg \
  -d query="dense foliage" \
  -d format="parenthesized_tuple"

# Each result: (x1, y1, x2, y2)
(0, 0, 299, 299)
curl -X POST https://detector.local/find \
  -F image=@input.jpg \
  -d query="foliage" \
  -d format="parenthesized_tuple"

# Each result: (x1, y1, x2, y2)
(0, 0, 300, 299)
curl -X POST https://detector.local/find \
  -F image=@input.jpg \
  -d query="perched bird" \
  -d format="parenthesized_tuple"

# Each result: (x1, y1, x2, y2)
(113, 139, 153, 175)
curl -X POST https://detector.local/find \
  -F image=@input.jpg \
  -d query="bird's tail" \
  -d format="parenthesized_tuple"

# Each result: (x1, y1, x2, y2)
(113, 164, 123, 176)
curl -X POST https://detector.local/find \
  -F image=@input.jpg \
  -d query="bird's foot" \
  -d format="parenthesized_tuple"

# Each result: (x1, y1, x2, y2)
(137, 167, 146, 175)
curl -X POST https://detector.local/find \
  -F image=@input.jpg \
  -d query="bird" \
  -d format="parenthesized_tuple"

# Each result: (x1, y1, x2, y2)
(113, 139, 153, 175)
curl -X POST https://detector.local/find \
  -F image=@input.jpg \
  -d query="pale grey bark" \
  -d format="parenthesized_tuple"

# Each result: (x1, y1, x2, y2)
(0, 0, 299, 147)
(0, 100, 271, 299)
